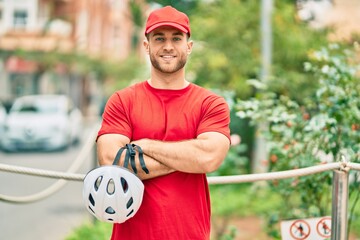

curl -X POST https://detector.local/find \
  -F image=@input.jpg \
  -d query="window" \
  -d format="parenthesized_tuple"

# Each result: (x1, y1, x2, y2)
(13, 9, 28, 29)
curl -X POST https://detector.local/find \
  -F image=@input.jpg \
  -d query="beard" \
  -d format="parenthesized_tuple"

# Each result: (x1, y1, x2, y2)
(149, 52, 187, 74)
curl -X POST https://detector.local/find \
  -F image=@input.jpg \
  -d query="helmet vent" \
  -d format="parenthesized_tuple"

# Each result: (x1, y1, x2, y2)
(88, 206, 95, 214)
(107, 179, 115, 195)
(105, 206, 116, 214)
(126, 197, 133, 209)
(89, 194, 95, 206)
(94, 176, 103, 191)
(121, 177, 129, 193)
(126, 209, 134, 217)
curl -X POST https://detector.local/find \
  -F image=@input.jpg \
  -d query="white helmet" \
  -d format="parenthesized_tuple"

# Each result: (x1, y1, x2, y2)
(83, 165, 144, 223)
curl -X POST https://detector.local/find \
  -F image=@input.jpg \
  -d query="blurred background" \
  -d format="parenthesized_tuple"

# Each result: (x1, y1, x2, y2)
(0, 0, 359, 239)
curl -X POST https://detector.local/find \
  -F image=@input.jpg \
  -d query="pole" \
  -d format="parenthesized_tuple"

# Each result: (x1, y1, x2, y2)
(331, 167, 349, 240)
(260, 0, 273, 82)
(252, 0, 273, 173)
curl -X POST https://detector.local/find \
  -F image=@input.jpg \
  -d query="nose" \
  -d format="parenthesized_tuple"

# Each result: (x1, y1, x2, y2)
(163, 40, 174, 51)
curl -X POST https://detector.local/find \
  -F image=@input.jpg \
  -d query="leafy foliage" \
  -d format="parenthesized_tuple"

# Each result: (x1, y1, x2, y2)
(210, 184, 283, 240)
(236, 44, 360, 237)
(146, 0, 200, 14)
(188, 0, 260, 98)
(65, 221, 112, 240)
(188, 0, 329, 101)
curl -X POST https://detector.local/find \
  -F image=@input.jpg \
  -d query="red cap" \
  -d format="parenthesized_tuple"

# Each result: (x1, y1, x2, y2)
(145, 6, 191, 36)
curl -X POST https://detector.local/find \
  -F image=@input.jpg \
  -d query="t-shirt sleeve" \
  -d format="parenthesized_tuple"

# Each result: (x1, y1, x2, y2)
(197, 95, 231, 142)
(97, 92, 132, 140)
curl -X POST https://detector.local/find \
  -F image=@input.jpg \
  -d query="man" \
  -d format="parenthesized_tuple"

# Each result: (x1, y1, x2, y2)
(97, 5, 231, 240)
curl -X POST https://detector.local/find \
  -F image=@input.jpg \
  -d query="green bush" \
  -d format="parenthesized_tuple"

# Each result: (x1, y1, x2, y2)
(236, 43, 360, 238)
(65, 220, 112, 240)
(210, 184, 281, 239)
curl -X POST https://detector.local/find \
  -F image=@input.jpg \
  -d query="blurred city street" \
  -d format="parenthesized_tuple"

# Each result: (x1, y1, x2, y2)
(0, 0, 359, 239)
(0, 120, 99, 240)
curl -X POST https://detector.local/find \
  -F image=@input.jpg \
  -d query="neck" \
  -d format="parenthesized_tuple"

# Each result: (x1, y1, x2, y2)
(148, 69, 189, 90)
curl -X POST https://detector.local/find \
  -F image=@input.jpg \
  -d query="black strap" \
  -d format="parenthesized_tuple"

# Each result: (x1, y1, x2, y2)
(132, 144, 150, 174)
(112, 144, 149, 175)
(112, 146, 127, 166)
(113, 146, 131, 168)
(123, 149, 130, 168)
(127, 144, 138, 174)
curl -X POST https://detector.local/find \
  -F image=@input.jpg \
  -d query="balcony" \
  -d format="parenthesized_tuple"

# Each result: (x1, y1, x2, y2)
(0, 31, 74, 52)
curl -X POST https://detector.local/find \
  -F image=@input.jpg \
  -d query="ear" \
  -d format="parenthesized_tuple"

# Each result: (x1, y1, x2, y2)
(187, 40, 193, 55)
(143, 40, 150, 54)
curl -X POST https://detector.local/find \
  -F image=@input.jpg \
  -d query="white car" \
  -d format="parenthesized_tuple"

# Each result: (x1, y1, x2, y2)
(0, 101, 7, 138)
(1, 95, 83, 152)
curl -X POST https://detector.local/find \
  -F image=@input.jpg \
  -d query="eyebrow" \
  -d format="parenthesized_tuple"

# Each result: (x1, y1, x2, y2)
(152, 31, 185, 37)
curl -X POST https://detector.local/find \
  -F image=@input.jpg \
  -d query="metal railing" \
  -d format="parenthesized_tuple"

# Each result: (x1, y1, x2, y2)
(0, 126, 358, 240)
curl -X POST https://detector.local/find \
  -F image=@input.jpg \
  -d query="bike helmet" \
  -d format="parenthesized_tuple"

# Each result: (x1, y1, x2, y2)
(83, 165, 144, 223)
(83, 144, 147, 223)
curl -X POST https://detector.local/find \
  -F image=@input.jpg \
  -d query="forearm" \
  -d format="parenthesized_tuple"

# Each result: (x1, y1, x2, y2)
(99, 148, 174, 180)
(136, 139, 215, 173)
(97, 134, 175, 180)
(132, 132, 230, 174)
(133, 153, 175, 180)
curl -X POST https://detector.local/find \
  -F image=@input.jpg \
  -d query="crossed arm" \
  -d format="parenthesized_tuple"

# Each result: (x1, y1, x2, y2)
(96, 132, 230, 180)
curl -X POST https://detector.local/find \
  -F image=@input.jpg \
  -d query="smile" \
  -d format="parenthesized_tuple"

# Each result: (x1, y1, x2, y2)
(161, 55, 176, 60)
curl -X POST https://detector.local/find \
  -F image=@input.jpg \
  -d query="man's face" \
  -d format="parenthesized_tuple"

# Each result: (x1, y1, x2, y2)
(144, 26, 193, 74)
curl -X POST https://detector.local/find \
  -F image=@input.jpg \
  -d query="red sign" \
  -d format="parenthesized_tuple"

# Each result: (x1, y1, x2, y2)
(316, 217, 332, 238)
(290, 220, 311, 239)
(5, 56, 38, 73)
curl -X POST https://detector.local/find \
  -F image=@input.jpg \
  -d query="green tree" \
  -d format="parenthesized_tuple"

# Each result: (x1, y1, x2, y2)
(188, 0, 329, 102)
(146, 0, 199, 14)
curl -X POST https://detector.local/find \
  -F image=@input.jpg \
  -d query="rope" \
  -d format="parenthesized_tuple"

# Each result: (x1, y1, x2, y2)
(207, 162, 342, 185)
(0, 160, 353, 186)
(0, 163, 84, 181)
(347, 162, 360, 172)
(0, 131, 358, 203)
(0, 124, 99, 204)
(1, 161, 349, 186)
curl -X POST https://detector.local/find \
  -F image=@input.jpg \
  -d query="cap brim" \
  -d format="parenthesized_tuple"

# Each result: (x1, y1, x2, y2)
(145, 22, 189, 35)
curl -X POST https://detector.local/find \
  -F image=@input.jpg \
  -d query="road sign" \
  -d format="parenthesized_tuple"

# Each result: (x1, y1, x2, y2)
(290, 220, 311, 239)
(281, 216, 331, 240)
(316, 217, 332, 238)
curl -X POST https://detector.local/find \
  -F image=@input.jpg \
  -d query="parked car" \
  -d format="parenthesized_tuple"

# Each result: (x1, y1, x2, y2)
(1, 95, 83, 152)
(0, 101, 7, 139)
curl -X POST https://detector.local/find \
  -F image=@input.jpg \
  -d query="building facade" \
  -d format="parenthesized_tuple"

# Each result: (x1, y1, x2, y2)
(0, 0, 142, 115)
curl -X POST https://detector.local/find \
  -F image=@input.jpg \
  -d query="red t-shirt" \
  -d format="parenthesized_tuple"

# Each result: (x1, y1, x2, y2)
(98, 81, 230, 240)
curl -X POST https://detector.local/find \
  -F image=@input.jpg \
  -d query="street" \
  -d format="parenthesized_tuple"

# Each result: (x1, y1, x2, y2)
(0, 121, 99, 240)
